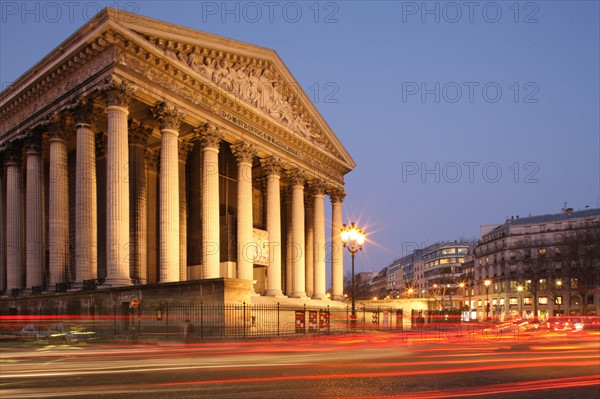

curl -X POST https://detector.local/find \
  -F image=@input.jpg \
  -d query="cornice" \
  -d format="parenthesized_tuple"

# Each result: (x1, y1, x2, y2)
(0, 8, 353, 186)
(0, 31, 115, 139)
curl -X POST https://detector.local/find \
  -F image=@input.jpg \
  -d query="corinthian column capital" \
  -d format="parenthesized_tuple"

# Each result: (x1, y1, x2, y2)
(194, 124, 223, 150)
(287, 168, 306, 187)
(4, 140, 22, 166)
(231, 141, 257, 165)
(23, 130, 42, 155)
(309, 179, 327, 196)
(178, 139, 194, 162)
(102, 77, 136, 107)
(261, 156, 284, 177)
(44, 112, 73, 141)
(152, 102, 185, 131)
(328, 187, 346, 204)
(72, 96, 100, 126)
(128, 119, 153, 145)
(145, 148, 159, 172)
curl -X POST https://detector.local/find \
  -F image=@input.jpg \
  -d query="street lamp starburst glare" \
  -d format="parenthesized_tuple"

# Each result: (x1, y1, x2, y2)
(340, 222, 366, 322)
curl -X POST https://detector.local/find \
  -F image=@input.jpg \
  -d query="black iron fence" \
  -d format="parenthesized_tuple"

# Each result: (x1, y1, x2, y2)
(113, 303, 406, 343)
(0, 304, 481, 344)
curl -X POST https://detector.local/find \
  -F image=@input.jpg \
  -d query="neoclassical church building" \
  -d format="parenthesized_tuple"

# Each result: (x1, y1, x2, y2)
(0, 8, 354, 308)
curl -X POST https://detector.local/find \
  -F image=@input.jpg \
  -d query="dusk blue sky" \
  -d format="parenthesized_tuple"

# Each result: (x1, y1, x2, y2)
(1, 1, 599, 279)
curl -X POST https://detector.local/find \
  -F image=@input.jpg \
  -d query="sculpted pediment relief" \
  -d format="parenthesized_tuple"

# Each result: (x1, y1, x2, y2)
(129, 31, 335, 154)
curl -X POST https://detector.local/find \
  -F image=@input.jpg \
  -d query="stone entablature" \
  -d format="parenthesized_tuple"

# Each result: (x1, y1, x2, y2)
(1, 8, 353, 186)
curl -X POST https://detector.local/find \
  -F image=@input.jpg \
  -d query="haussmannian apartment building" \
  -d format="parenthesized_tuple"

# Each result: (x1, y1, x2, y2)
(374, 241, 477, 309)
(471, 208, 600, 320)
(368, 208, 599, 321)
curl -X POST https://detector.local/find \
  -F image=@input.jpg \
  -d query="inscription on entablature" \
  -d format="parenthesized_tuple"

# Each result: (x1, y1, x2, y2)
(220, 109, 298, 157)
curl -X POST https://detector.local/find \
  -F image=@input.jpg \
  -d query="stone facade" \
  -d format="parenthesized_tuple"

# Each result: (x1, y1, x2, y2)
(473, 208, 600, 319)
(0, 8, 355, 312)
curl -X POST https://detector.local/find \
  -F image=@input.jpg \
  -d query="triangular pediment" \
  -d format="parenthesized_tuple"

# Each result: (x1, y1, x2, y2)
(104, 9, 355, 170)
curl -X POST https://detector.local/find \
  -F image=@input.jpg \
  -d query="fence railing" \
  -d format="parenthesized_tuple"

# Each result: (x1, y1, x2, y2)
(0, 304, 405, 342)
(117, 303, 406, 342)
(0, 304, 465, 343)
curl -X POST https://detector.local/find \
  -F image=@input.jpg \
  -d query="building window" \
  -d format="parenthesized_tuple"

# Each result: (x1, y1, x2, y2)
(539, 297, 548, 305)
(571, 278, 578, 289)
(477, 300, 482, 307)
(500, 298, 505, 306)
(539, 248, 547, 256)
(509, 297, 518, 305)
(587, 295, 595, 305)
(555, 296, 563, 305)
(539, 279, 547, 291)
(524, 297, 532, 305)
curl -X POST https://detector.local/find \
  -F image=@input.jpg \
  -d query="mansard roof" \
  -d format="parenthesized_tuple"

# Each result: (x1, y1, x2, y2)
(483, 208, 600, 238)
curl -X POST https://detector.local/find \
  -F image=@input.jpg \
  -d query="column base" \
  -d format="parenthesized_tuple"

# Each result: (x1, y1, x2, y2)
(265, 289, 284, 297)
(311, 293, 328, 300)
(101, 277, 132, 287)
(289, 292, 308, 299)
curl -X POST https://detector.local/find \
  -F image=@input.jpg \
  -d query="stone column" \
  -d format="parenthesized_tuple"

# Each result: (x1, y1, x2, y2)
(196, 126, 223, 279)
(232, 141, 256, 282)
(312, 180, 327, 299)
(153, 103, 184, 283)
(304, 194, 314, 298)
(128, 119, 151, 284)
(288, 169, 306, 298)
(24, 133, 45, 290)
(5, 140, 23, 292)
(178, 139, 193, 281)
(0, 152, 5, 293)
(47, 114, 70, 288)
(261, 157, 284, 296)
(283, 188, 292, 295)
(73, 97, 99, 286)
(103, 79, 135, 286)
(330, 188, 346, 300)
(145, 149, 159, 284)
(95, 132, 107, 281)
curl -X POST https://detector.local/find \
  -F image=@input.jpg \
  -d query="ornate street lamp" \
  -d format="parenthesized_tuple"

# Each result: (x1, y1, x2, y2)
(340, 222, 365, 322)
(484, 279, 492, 321)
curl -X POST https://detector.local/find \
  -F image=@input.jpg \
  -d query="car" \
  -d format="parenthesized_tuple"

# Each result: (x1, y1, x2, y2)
(47, 324, 70, 342)
(47, 324, 101, 342)
(68, 325, 101, 342)
(546, 317, 584, 332)
(20, 325, 47, 341)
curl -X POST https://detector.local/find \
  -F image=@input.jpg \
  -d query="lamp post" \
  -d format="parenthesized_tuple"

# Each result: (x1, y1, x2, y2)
(459, 282, 468, 321)
(484, 279, 491, 321)
(517, 285, 523, 317)
(555, 280, 562, 316)
(340, 222, 365, 322)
